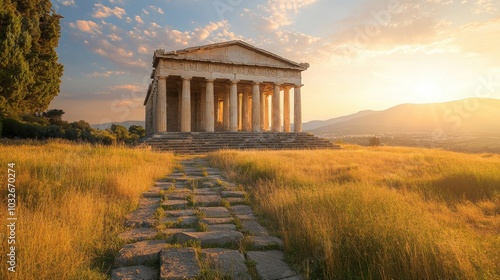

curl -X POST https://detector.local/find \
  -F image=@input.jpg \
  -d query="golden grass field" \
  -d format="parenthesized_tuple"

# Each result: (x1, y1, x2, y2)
(0, 140, 174, 279)
(0, 141, 499, 279)
(209, 146, 500, 280)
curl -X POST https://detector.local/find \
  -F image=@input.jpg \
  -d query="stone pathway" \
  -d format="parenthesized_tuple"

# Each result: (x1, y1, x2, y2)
(111, 157, 302, 280)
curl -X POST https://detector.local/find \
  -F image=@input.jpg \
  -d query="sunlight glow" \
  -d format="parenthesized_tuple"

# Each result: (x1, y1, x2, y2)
(413, 80, 443, 103)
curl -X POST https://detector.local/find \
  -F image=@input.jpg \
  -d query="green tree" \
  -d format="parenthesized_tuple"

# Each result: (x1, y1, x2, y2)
(110, 124, 130, 143)
(129, 125, 145, 138)
(0, 0, 63, 116)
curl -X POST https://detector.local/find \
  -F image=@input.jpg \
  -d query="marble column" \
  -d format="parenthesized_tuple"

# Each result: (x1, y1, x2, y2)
(283, 86, 291, 132)
(271, 84, 281, 132)
(181, 76, 192, 132)
(155, 76, 167, 133)
(252, 82, 261, 132)
(294, 85, 302, 133)
(200, 83, 206, 132)
(223, 87, 230, 130)
(259, 90, 265, 131)
(242, 89, 249, 131)
(145, 98, 151, 135)
(229, 80, 238, 132)
(205, 79, 215, 132)
(264, 94, 269, 131)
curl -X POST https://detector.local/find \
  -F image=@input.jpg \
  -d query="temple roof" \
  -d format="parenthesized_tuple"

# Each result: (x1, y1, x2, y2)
(153, 40, 309, 71)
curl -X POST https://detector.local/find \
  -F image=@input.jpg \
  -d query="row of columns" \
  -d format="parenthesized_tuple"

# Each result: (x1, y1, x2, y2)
(152, 76, 302, 133)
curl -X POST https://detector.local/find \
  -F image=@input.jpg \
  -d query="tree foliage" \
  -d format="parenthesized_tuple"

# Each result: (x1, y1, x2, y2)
(0, 0, 63, 116)
(1, 109, 146, 145)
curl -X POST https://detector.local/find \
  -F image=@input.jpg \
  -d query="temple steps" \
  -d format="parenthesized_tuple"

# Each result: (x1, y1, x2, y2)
(141, 132, 339, 154)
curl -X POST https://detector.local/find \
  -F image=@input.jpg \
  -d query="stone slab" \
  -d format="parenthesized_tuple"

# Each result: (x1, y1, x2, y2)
(250, 236, 284, 250)
(194, 188, 218, 195)
(242, 220, 269, 236)
(114, 240, 167, 267)
(246, 251, 299, 280)
(125, 197, 161, 228)
(118, 228, 158, 242)
(236, 214, 258, 221)
(165, 192, 191, 200)
(142, 187, 164, 198)
(161, 200, 187, 210)
(202, 248, 251, 280)
(200, 217, 234, 225)
(162, 216, 198, 227)
(154, 182, 175, 188)
(221, 191, 246, 198)
(111, 265, 159, 280)
(226, 197, 246, 204)
(230, 205, 253, 215)
(208, 224, 237, 232)
(175, 231, 243, 247)
(199, 207, 231, 218)
(165, 209, 195, 217)
(160, 248, 201, 280)
(194, 195, 221, 206)
(201, 180, 216, 188)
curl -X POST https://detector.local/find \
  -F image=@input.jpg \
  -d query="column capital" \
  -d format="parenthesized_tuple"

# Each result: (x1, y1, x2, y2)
(252, 81, 261, 86)
(230, 79, 240, 84)
(294, 84, 304, 89)
(205, 78, 215, 83)
(181, 76, 192, 81)
(156, 75, 168, 80)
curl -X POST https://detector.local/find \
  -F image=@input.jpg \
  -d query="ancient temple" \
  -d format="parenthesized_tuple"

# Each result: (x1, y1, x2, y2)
(142, 40, 337, 153)
(144, 40, 307, 134)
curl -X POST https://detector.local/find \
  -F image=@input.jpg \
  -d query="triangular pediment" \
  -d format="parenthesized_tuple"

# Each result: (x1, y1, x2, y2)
(155, 41, 308, 70)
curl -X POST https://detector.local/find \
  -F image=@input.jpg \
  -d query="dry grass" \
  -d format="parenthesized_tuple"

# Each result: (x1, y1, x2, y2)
(209, 145, 500, 280)
(0, 140, 174, 279)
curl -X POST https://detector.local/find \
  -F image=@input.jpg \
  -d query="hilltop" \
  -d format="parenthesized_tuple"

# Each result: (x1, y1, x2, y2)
(306, 98, 500, 152)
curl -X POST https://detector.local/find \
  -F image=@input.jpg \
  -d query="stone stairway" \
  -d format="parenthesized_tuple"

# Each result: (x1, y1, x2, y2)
(141, 132, 339, 154)
(111, 158, 303, 280)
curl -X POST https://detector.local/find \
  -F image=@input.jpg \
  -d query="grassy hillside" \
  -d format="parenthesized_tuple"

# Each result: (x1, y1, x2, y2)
(209, 147, 500, 279)
(0, 140, 174, 279)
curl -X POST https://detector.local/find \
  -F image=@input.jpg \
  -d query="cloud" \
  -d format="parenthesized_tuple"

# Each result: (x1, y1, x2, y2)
(69, 20, 101, 34)
(86, 71, 128, 78)
(148, 5, 164, 14)
(259, 0, 318, 30)
(92, 4, 126, 19)
(473, 0, 498, 14)
(135, 15, 144, 24)
(57, 0, 75, 7)
(94, 91, 111, 95)
(109, 84, 144, 92)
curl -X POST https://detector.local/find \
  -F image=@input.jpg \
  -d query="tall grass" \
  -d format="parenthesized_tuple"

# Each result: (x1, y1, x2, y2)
(0, 140, 174, 279)
(209, 146, 500, 279)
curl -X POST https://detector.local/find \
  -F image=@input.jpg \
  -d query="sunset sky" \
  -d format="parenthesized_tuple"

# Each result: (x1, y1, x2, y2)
(49, 0, 500, 125)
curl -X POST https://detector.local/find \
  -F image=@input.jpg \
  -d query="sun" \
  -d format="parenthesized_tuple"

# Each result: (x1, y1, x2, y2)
(413, 80, 443, 103)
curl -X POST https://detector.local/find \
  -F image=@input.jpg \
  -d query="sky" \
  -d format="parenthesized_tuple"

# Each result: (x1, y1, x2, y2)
(49, 0, 500, 125)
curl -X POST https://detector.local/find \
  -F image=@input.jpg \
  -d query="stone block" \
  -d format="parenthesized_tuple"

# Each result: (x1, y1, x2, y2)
(160, 248, 201, 280)
(118, 228, 158, 242)
(114, 240, 167, 267)
(194, 195, 221, 206)
(229, 205, 253, 215)
(175, 231, 243, 247)
(111, 265, 159, 280)
(246, 251, 300, 280)
(161, 200, 187, 210)
(202, 248, 251, 280)
(199, 207, 231, 218)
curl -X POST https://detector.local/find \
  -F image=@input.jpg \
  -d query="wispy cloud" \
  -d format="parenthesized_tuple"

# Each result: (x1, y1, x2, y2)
(92, 4, 126, 19)
(69, 20, 101, 34)
(86, 71, 128, 78)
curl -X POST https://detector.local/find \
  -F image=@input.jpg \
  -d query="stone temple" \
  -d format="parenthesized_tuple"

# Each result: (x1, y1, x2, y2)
(142, 40, 336, 153)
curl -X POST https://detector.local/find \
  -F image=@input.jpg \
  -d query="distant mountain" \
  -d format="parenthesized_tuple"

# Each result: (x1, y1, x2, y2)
(91, 120, 145, 130)
(303, 110, 376, 131)
(309, 98, 500, 137)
